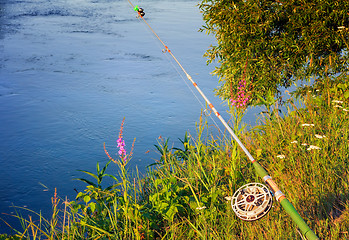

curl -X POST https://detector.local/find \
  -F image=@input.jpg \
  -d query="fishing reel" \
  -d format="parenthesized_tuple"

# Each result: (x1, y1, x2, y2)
(231, 182, 273, 221)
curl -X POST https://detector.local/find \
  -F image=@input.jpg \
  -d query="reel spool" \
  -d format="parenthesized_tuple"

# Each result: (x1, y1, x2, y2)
(231, 182, 273, 221)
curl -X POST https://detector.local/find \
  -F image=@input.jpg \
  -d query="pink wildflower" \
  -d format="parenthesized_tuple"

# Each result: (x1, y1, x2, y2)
(117, 138, 126, 156)
(104, 118, 135, 165)
(230, 60, 250, 108)
(117, 118, 127, 162)
(231, 78, 250, 108)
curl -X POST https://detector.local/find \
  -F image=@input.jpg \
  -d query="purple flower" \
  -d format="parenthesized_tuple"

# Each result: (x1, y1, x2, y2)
(117, 137, 127, 162)
(231, 78, 249, 108)
(118, 148, 126, 155)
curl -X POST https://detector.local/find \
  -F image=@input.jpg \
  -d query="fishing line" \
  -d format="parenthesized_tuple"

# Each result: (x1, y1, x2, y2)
(125, 2, 319, 239)
(132, 4, 225, 136)
(131, 5, 255, 162)
(161, 48, 223, 129)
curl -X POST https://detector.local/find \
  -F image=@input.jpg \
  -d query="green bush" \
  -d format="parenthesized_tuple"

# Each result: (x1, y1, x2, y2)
(199, 0, 349, 106)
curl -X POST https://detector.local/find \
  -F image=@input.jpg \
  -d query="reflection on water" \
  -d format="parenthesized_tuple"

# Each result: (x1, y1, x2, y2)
(0, 0, 258, 234)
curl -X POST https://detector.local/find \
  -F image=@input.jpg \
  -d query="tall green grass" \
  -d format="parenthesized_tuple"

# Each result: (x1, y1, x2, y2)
(2, 83, 349, 239)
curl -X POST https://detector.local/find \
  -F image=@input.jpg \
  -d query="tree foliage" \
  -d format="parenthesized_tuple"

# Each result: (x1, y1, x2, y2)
(199, 0, 349, 107)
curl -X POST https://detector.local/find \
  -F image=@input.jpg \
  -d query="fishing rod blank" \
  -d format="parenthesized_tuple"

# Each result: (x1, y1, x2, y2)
(126, 2, 319, 239)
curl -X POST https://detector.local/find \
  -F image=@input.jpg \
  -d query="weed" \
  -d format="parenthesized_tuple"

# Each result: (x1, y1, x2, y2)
(2, 85, 349, 239)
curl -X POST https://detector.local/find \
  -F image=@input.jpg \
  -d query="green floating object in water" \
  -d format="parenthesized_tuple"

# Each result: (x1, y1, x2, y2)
(134, 5, 139, 12)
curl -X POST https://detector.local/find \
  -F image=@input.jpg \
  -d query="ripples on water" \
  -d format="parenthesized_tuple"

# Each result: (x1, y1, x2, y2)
(0, 0, 258, 234)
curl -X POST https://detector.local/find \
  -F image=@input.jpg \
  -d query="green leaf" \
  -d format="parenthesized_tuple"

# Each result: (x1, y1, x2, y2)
(76, 192, 84, 199)
(73, 178, 97, 187)
(337, 83, 347, 91)
(256, 148, 262, 158)
(104, 174, 119, 183)
(105, 182, 122, 191)
(76, 170, 99, 181)
(344, 90, 349, 99)
(83, 195, 91, 203)
(89, 202, 96, 212)
(101, 159, 112, 175)
(154, 178, 162, 187)
(165, 205, 178, 221)
(96, 162, 100, 175)
(157, 202, 169, 211)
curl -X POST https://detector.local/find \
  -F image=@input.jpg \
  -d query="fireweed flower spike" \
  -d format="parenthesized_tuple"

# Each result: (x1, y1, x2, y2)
(117, 118, 127, 163)
(117, 138, 126, 161)
(231, 78, 250, 108)
(230, 60, 250, 108)
(104, 118, 135, 166)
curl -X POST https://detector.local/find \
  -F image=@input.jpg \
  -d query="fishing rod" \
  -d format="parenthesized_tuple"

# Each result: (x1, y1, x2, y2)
(126, 1, 319, 239)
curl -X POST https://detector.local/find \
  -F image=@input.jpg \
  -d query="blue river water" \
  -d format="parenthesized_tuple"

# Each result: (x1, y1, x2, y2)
(0, 0, 260, 233)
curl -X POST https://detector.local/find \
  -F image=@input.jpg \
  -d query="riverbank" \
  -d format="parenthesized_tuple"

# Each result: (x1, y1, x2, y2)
(1, 87, 349, 239)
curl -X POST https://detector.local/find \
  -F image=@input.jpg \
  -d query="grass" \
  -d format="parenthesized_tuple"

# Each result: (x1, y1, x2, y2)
(1, 79, 349, 239)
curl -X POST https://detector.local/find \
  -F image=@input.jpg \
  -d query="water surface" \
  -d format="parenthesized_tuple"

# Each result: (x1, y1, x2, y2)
(0, 0, 258, 233)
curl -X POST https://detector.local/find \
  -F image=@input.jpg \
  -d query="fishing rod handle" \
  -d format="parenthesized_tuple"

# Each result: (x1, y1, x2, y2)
(255, 163, 319, 240)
